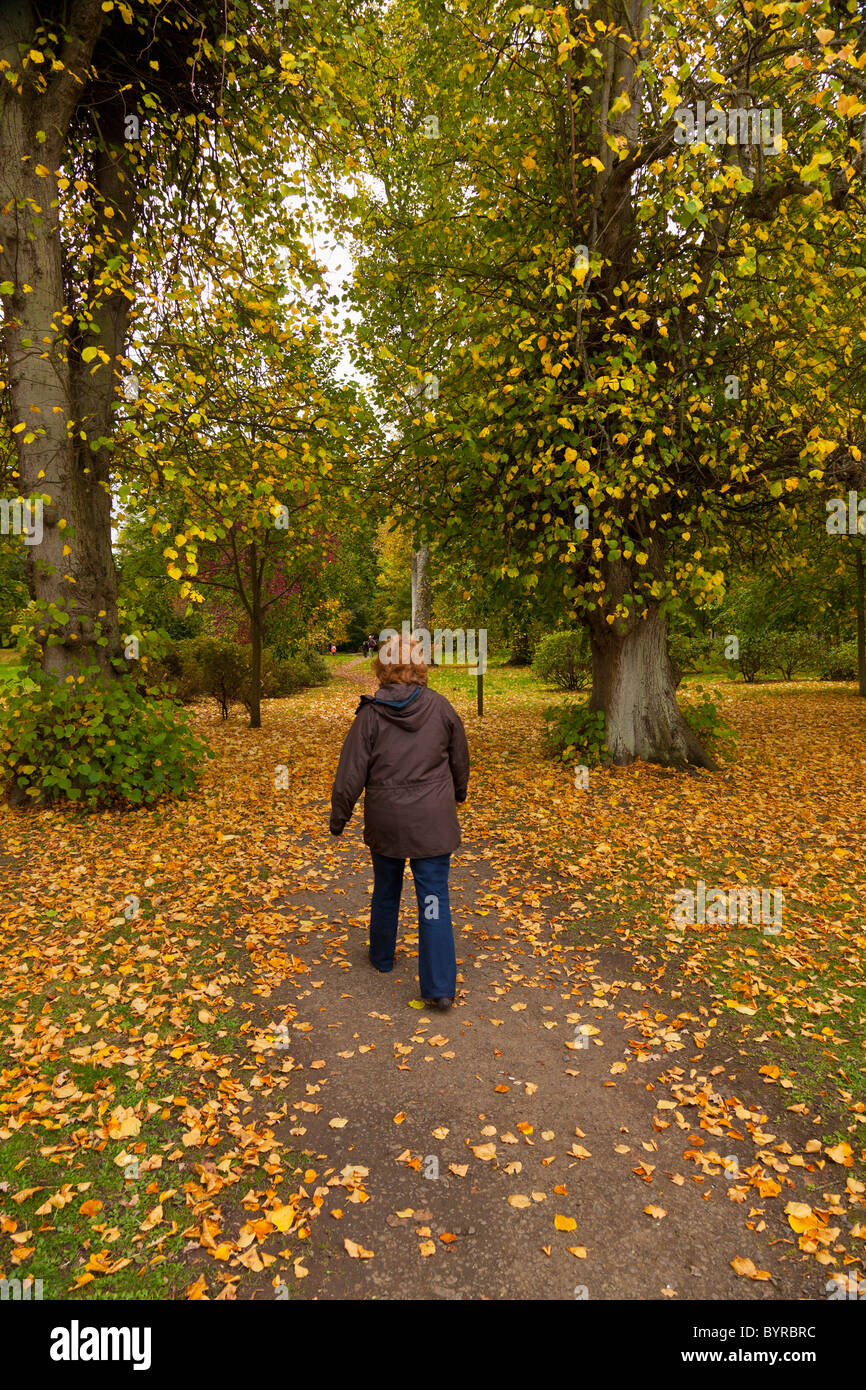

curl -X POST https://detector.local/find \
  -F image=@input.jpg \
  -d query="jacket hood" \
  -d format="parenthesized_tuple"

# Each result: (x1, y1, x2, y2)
(358, 683, 431, 730)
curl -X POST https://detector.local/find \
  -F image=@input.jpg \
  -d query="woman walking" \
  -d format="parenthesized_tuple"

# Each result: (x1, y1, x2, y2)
(329, 639, 469, 1010)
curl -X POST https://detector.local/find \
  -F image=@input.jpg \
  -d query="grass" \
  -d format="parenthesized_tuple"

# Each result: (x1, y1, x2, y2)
(0, 650, 21, 683)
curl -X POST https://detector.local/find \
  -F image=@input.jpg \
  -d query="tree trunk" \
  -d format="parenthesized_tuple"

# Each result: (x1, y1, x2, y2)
(249, 546, 263, 730)
(411, 544, 431, 634)
(589, 602, 716, 769)
(856, 547, 866, 697)
(0, 2, 127, 679)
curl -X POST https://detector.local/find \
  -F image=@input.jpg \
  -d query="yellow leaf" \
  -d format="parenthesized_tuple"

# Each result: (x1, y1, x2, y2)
(826, 1142, 853, 1165)
(470, 1142, 496, 1161)
(344, 1238, 373, 1259)
(731, 1256, 771, 1280)
(554, 1214, 577, 1232)
(270, 1205, 296, 1233)
(644, 1205, 666, 1219)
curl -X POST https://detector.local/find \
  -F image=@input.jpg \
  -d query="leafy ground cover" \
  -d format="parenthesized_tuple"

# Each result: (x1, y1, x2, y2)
(0, 667, 862, 1299)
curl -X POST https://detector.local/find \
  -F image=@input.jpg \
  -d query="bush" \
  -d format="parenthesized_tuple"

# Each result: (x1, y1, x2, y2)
(175, 638, 247, 717)
(667, 630, 712, 686)
(679, 686, 738, 752)
(295, 648, 330, 686)
(818, 639, 860, 681)
(732, 629, 775, 682)
(242, 650, 327, 706)
(770, 631, 821, 680)
(542, 702, 608, 765)
(532, 630, 591, 692)
(147, 637, 331, 715)
(0, 665, 210, 809)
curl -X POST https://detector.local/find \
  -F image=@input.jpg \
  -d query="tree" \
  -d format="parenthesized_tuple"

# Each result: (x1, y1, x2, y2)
(320, 0, 866, 765)
(0, 0, 231, 676)
(117, 233, 365, 727)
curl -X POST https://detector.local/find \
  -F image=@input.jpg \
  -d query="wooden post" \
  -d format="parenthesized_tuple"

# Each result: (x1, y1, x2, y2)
(477, 670, 483, 716)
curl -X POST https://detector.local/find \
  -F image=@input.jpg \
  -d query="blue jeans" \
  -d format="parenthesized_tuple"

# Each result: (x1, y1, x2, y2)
(369, 851, 457, 1000)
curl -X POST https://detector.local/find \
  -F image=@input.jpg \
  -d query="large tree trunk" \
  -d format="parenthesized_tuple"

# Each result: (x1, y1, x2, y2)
(589, 600, 715, 769)
(0, 1, 126, 678)
(411, 544, 431, 634)
(249, 545, 263, 730)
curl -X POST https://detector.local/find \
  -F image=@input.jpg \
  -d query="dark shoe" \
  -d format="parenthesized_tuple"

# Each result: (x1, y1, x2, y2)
(423, 996, 453, 1011)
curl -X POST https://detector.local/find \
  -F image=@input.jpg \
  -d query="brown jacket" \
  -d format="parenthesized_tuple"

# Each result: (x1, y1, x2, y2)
(329, 683, 470, 859)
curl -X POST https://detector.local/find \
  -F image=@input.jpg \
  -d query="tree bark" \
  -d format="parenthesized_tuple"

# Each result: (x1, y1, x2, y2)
(249, 542, 263, 729)
(0, 1, 127, 678)
(589, 602, 716, 768)
(411, 544, 431, 634)
(587, 543, 715, 767)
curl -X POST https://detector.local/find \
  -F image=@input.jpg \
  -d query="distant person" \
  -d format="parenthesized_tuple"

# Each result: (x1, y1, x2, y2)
(329, 638, 469, 1010)
(330, 643, 337, 655)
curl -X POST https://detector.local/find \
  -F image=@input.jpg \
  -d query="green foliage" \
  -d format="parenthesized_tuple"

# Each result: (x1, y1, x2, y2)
(151, 637, 330, 717)
(0, 668, 209, 809)
(0, 546, 28, 648)
(818, 640, 860, 681)
(770, 631, 822, 679)
(296, 648, 330, 686)
(732, 630, 775, 683)
(679, 686, 737, 752)
(249, 649, 329, 705)
(542, 702, 608, 766)
(532, 630, 591, 692)
(667, 628, 712, 686)
(173, 638, 247, 718)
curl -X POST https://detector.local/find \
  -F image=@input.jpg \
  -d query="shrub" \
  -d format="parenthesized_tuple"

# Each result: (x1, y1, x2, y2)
(241, 651, 325, 707)
(732, 629, 775, 682)
(147, 637, 331, 715)
(542, 702, 608, 765)
(175, 637, 247, 717)
(818, 639, 860, 681)
(679, 686, 738, 752)
(296, 648, 330, 686)
(770, 630, 821, 679)
(0, 665, 210, 809)
(532, 630, 591, 692)
(667, 630, 712, 687)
